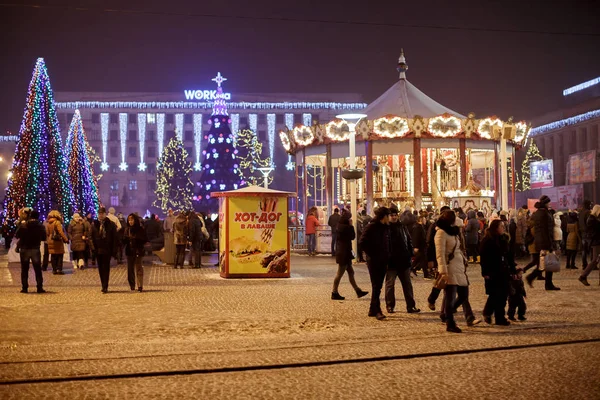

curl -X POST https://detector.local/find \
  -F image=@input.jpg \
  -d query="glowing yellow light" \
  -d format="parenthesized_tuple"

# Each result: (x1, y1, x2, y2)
(477, 118, 504, 140)
(325, 120, 351, 142)
(373, 116, 410, 138)
(428, 115, 462, 138)
(293, 126, 315, 146)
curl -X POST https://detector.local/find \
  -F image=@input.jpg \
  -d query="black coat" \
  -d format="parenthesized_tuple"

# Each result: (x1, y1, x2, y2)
(328, 213, 341, 231)
(480, 233, 514, 295)
(123, 224, 147, 257)
(15, 219, 46, 249)
(335, 222, 355, 265)
(411, 223, 427, 250)
(359, 220, 391, 267)
(388, 221, 413, 269)
(92, 218, 117, 256)
(532, 206, 553, 252)
(587, 215, 600, 246)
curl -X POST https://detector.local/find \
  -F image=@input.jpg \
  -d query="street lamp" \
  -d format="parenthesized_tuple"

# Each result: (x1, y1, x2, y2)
(336, 113, 367, 260)
(257, 167, 274, 189)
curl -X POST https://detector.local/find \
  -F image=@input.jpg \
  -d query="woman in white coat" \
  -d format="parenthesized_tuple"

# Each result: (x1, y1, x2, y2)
(436, 210, 470, 333)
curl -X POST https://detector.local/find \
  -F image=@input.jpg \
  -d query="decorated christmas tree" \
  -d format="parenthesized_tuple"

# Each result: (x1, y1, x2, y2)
(197, 73, 240, 209)
(235, 128, 272, 187)
(3, 58, 73, 223)
(519, 140, 544, 191)
(154, 136, 194, 212)
(66, 109, 100, 218)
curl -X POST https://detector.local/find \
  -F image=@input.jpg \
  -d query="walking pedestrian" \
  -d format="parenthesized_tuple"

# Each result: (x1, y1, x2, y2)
(385, 206, 420, 314)
(507, 269, 527, 321)
(516, 207, 528, 258)
(356, 209, 371, 262)
(331, 210, 368, 300)
(84, 213, 96, 267)
(15, 210, 46, 293)
(188, 211, 205, 268)
(359, 206, 391, 320)
(565, 212, 580, 269)
(579, 200, 592, 269)
(328, 208, 341, 257)
(45, 210, 68, 275)
(578, 205, 600, 286)
(527, 195, 560, 290)
(305, 208, 319, 256)
(480, 220, 513, 326)
(173, 212, 188, 269)
(123, 213, 147, 292)
(425, 206, 451, 310)
(464, 210, 480, 263)
(92, 207, 117, 293)
(435, 210, 473, 333)
(411, 211, 429, 278)
(68, 213, 90, 270)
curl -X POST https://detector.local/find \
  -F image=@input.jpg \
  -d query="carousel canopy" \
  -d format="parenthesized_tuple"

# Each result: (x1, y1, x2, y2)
(364, 79, 466, 119)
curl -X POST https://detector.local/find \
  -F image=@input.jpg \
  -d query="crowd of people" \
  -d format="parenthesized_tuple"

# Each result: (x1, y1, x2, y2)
(322, 195, 600, 333)
(10, 206, 215, 294)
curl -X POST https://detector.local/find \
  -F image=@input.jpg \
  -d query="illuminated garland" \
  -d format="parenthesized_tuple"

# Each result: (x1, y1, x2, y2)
(519, 140, 543, 191)
(293, 126, 315, 146)
(428, 115, 462, 138)
(66, 110, 100, 218)
(4, 58, 74, 224)
(56, 101, 368, 110)
(529, 109, 600, 137)
(267, 113, 276, 166)
(325, 120, 351, 141)
(119, 113, 128, 170)
(157, 113, 165, 158)
(234, 129, 272, 187)
(193, 113, 203, 171)
(100, 113, 109, 171)
(137, 113, 146, 171)
(477, 117, 503, 140)
(374, 116, 410, 138)
(285, 113, 295, 170)
(230, 113, 239, 145)
(175, 113, 184, 141)
(279, 130, 292, 152)
(153, 137, 194, 212)
(513, 121, 529, 143)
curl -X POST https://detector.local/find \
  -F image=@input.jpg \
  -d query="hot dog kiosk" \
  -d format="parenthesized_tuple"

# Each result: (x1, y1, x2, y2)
(211, 186, 296, 278)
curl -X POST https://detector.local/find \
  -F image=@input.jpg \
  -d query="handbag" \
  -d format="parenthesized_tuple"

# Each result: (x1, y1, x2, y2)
(541, 251, 560, 273)
(434, 273, 448, 290)
(51, 225, 61, 241)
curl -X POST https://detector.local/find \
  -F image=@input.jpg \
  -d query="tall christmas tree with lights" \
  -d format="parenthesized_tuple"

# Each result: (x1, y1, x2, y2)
(519, 140, 544, 191)
(154, 136, 194, 212)
(66, 109, 100, 218)
(197, 72, 240, 209)
(4, 58, 73, 223)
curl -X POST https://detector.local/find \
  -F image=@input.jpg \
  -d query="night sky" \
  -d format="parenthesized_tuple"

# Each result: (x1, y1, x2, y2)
(1, 0, 599, 132)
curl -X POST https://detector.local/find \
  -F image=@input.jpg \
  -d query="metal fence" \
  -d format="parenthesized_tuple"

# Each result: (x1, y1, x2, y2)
(289, 226, 307, 251)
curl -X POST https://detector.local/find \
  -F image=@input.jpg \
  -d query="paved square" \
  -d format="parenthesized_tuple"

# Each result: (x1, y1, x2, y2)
(1, 252, 599, 399)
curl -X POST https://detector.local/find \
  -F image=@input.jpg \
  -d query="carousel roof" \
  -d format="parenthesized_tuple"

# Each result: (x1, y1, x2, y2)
(364, 51, 465, 119)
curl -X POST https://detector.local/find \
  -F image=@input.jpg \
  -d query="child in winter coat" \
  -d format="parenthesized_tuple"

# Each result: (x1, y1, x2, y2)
(565, 213, 580, 269)
(508, 269, 527, 321)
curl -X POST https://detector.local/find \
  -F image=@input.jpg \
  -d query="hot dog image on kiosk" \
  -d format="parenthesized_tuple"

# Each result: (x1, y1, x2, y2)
(211, 186, 296, 278)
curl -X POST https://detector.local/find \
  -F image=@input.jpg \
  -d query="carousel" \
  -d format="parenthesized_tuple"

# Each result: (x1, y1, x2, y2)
(279, 50, 531, 222)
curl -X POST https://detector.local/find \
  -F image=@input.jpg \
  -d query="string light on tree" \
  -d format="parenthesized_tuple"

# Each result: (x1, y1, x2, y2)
(66, 109, 100, 218)
(519, 140, 544, 191)
(154, 137, 194, 212)
(3, 58, 74, 224)
(234, 129, 272, 187)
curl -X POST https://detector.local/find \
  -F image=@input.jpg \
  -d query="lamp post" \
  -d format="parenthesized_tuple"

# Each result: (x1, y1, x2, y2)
(257, 167, 274, 189)
(336, 113, 367, 260)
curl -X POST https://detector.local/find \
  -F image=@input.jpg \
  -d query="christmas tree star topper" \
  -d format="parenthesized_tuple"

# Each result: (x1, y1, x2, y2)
(212, 72, 227, 87)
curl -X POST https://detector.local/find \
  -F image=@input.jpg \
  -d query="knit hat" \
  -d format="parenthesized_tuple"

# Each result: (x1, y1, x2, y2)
(108, 207, 116, 214)
(539, 195, 551, 205)
(375, 206, 390, 220)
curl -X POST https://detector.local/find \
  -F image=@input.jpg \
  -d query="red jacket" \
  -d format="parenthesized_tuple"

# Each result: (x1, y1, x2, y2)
(306, 215, 319, 234)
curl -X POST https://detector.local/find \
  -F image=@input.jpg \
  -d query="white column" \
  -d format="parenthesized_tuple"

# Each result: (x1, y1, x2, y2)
(500, 137, 508, 210)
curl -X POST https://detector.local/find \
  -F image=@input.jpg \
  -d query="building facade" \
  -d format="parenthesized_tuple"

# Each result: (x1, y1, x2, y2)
(51, 90, 366, 215)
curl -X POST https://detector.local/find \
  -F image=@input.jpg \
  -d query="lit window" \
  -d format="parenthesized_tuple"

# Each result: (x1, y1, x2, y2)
(129, 180, 138, 190)
(147, 113, 156, 124)
(110, 196, 119, 207)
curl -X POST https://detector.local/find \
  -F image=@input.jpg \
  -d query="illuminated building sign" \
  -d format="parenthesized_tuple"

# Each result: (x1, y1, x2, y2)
(184, 89, 232, 101)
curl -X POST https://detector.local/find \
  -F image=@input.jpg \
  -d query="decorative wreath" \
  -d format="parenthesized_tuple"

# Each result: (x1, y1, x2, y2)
(477, 117, 503, 140)
(373, 116, 410, 138)
(325, 120, 351, 142)
(428, 114, 462, 138)
(293, 126, 315, 146)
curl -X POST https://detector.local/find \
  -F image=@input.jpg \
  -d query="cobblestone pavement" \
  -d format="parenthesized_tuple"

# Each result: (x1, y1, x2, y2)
(0, 252, 599, 399)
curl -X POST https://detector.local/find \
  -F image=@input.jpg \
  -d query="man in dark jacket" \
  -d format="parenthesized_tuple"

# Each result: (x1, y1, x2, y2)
(328, 208, 341, 257)
(92, 207, 118, 293)
(358, 207, 391, 320)
(465, 210, 480, 263)
(356, 209, 372, 262)
(145, 214, 164, 251)
(15, 210, 46, 293)
(385, 206, 419, 314)
(188, 212, 204, 268)
(411, 211, 429, 278)
(530, 195, 560, 290)
(579, 199, 592, 269)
